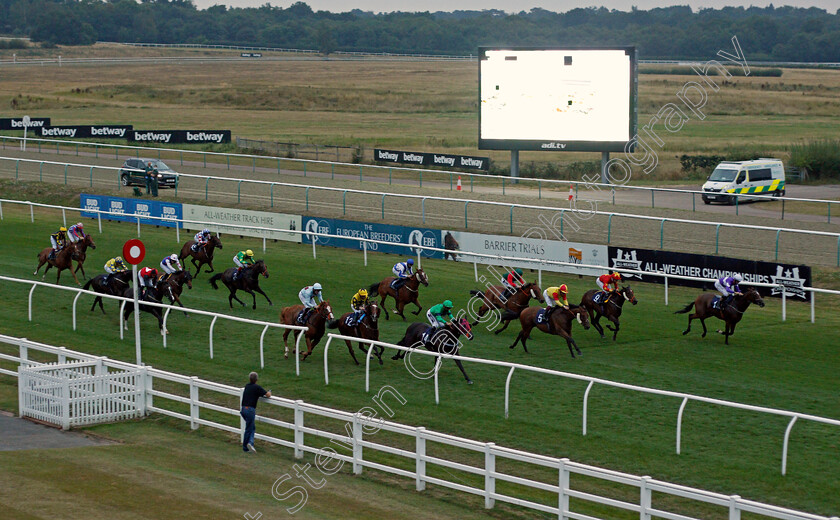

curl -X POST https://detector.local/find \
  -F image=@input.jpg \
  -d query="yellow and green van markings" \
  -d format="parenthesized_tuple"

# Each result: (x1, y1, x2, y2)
(726, 180, 784, 194)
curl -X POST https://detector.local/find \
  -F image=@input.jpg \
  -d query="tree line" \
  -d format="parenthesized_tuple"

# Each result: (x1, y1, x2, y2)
(1, 1, 839, 61)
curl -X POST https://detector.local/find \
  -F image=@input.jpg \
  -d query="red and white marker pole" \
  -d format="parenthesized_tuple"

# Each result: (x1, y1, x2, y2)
(457, 176, 462, 191)
(568, 185, 574, 202)
(123, 239, 146, 365)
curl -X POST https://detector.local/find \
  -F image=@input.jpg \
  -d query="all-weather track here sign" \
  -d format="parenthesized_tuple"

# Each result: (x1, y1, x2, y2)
(123, 239, 146, 265)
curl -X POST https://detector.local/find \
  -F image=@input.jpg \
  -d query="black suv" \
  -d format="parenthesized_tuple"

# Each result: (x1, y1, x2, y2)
(119, 158, 179, 188)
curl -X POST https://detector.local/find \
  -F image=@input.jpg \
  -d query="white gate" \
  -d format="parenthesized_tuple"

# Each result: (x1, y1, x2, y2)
(18, 360, 144, 430)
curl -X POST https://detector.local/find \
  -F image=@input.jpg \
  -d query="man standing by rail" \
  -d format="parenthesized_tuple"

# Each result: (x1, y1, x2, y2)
(241, 372, 271, 453)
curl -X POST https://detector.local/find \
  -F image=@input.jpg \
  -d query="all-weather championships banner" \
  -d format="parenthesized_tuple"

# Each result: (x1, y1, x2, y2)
(80, 194, 182, 228)
(181, 204, 301, 243)
(130, 130, 231, 144)
(442, 230, 607, 276)
(374, 149, 490, 171)
(39, 125, 133, 139)
(0, 117, 50, 130)
(608, 246, 811, 300)
(302, 217, 444, 259)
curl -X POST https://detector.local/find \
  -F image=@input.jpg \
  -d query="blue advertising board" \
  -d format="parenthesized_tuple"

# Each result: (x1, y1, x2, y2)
(302, 217, 443, 259)
(80, 194, 182, 228)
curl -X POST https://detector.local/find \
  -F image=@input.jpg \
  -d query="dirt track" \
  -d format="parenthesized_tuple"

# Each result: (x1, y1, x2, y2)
(1, 145, 838, 267)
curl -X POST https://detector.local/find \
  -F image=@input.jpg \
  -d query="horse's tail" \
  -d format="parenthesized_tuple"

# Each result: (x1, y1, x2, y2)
(209, 273, 223, 290)
(368, 282, 380, 294)
(327, 319, 340, 330)
(83, 278, 94, 291)
(674, 302, 695, 314)
(469, 289, 484, 298)
(499, 310, 518, 321)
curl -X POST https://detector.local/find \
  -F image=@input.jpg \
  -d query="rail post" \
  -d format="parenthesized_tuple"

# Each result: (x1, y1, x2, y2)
(226, 156, 229, 169)
(470, 175, 473, 192)
(504, 366, 515, 418)
(775, 229, 781, 261)
(782, 199, 785, 220)
(64, 164, 68, 185)
(676, 397, 688, 454)
(651, 190, 654, 208)
(277, 158, 280, 174)
(484, 443, 496, 509)
(293, 400, 304, 459)
(782, 416, 797, 475)
(62, 208, 67, 227)
(259, 325, 270, 368)
(388, 168, 392, 184)
(180, 151, 183, 166)
(415, 427, 426, 491)
(715, 224, 721, 254)
(331, 163, 335, 179)
(39, 161, 43, 181)
(640, 476, 652, 520)
(810, 291, 815, 324)
(237, 180, 242, 204)
(270, 183, 274, 208)
(15, 160, 19, 179)
(421, 198, 426, 224)
(303, 162, 307, 177)
(660, 219, 665, 248)
(582, 380, 594, 435)
(664, 275, 669, 305)
(136, 216, 140, 237)
(607, 214, 612, 244)
(208, 316, 217, 359)
(363, 240, 367, 266)
(205, 178, 209, 200)
(381, 194, 386, 219)
(71, 292, 82, 330)
(735, 194, 739, 216)
(419, 171, 422, 188)
(502, 178, 505, 195)
(538, 180, 541, 199)
(27, 284, 35, 322)
(189, 377, 199, 430)
(781, 287, 787, 322)
(560, 210, 564, 236)
(30, 203, 34, 222)
(449, 173, 453, 190)
(510, 205, 513, 234)
(203, 153, 206, 167)
(464, 201, 469, 228)
(305, 187, 310, 212)
(352, 414, 363, 475)
(252, 157, 256, 173)
(692, 192, 695, 211)
(558, 459, 570, 520)
(828, 202, 831, 224)
(359, 165, 363, 182)
(89, 167, 93, 187)
(343, 190, 347, 215)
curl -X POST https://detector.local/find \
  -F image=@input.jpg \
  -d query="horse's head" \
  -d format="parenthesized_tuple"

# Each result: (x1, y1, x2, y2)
(415, 269, 429, 286)
(85, 234, 96, 249)
(318, 301, 334, 320)
(366, 301, 380, 323)
(210, 235, 223, 249)
(522, 282, 543, 302)
(622, 286, 638, 305)
(183, 269, 193, 289)
(254, 260, 269, 278)
(744, 287, 765, 308)
(449, 317, 473, 340)
(571, 305, 591, 329)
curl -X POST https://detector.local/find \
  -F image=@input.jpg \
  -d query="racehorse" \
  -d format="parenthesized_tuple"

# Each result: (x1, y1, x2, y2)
(443, 232, 460, 261)
(468, 282, 543, 332)
(391, 318, 475, 384)
(71, 234, 97, 280)
(368, 269, 429, 320)
(209, 260, 271, 309)
(83, 270, 132, 314)
(279, 301, 334, 361)
(179, 234, 223, 276)
(327, 301, 384, 365)
(675, 286, 765, 345)
(159, 269, 193, 314)
(509, 305, 590, 358)
(121, 285, 173, 335)
(34, 244, 82, 285)
(579, 286, 638, 341)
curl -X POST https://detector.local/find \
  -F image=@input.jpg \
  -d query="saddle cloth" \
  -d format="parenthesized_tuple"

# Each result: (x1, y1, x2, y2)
(712, 296, 722, 309)
(592, 291, 607, 304)
(390, 279, 402, 290)
(296, 309, 307, 324)
(535, 308, 548, 324)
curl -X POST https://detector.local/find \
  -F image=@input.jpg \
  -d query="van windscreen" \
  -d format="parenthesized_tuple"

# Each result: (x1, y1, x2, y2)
(708, 167, 737, 182)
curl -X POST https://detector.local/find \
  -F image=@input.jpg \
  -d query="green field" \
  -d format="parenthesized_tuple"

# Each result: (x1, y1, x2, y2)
(1, 195, 839, 519)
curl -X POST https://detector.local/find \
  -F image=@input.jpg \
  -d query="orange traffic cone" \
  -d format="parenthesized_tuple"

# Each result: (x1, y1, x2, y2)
(457, 176, 462, 191)
(568, 185, 574, 201)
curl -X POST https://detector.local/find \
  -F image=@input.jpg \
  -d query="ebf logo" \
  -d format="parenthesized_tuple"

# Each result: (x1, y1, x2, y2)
(408, 229, 438, 257)
(305, 219, 331, 245)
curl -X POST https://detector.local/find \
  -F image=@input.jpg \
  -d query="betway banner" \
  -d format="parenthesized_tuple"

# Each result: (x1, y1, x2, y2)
(39, 125, 133, 139)
(181, 204, 301, 242)
(0, 117, 50, 130)
(131, 130, 231, 144)
(80, 194, 182, 228)
(374, 148, 490, 171)
(608, 246, 811, 300)
(302, 217, 443, 259)
(442, 230, 607, 276)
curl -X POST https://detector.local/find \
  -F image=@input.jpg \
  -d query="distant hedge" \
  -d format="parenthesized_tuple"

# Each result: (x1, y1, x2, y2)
(0, 38, 27, 49)
(789, 140, 840, 180)
(640, 66, 783, 77)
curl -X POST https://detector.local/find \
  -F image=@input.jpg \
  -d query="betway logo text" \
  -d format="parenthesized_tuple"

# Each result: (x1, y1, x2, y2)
(187, 131, 226, 143)
(41, 127, 76, 137)
(11, 119, 46, 128)
(91, 126, 127, 137)
(377, 150, 398, 161)
(133, 131, 172, 143)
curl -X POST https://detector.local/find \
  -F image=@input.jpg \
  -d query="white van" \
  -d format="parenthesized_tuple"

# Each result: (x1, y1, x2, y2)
(701, 159, 785, 205)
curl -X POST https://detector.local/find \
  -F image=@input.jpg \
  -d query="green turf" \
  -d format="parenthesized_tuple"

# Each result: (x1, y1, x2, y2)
(0, 202, 838, 518)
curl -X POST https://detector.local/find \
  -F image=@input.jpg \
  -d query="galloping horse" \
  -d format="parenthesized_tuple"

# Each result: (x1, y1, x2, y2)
(328, 301, 384, 365)
(34, 244, 81, 285)
(579, 286, 638, 341)
(159, 269, 193, 314)
(368, 269, 429, 320)
(209, 260, 271, 309)
(391, 318, 475, 384)
(84, 270, 132, 314)
(510, 305, 590, 358)
(675, 286, 765, 344)
(121, 285, 173, 335)
(279, 301, 334, 361)
(468, 282, 543, 332)
(179, 234, 223, 276)
(71, 234, 97, 280)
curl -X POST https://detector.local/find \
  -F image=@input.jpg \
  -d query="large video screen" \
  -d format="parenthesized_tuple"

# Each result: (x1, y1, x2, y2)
(479, 47, 637, 152)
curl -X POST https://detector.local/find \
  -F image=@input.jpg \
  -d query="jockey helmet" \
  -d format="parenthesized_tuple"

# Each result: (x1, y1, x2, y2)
(359, 289, 368, 298)
(559, 284, 568, 293)
(76, 222, 83, 228)
(406, 258, 414, 265)
(149, 268, 158, 277)
(59, 226, 67, 232)
(115, 256, 124, 263)
(202, 228, 210, 235)
(733, 273, 743, 282)
(443, 300, 453, 308)
(612, 271, 621, 280)
(313, 283, 322, 291)
(515, 268, 523, 275)
(169, 253, 178, 262)
(245, 249, 254, 257)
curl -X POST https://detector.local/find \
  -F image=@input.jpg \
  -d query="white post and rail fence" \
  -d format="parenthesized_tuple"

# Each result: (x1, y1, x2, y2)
(0, 334, 836, 520)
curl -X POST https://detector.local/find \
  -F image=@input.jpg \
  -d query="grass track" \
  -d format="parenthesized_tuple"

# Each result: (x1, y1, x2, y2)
(1, 203, 839, 518)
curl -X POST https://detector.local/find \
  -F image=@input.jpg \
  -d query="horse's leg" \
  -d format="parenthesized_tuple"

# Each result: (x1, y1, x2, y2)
(283, 328, 291, 359)
(34, 257, 44, 275)
(682, 313, 694, 336)
(374, 344, 384, 365)
(379, 295, 390, 320)
(411, 297, 422, 316)
(301, 337, 314, 360)
(493, 315, 512, 335)
(509, 331, 522, 349)
(591, 313, 605, 338)
(191, 257, 200, 275)
(345, 340, 359, 365)
(229, 288, 246, 308)
(205, 259, 214, 274)
(699, 317, 708, 338)
(396, 300, 407, 321)
(608, 317, 620, 341)
(75, 261, 87, 280)
(69, 266, 81, 286)
(453, 358, 472, 384)
(253, 286, 272, 306)
(41, 263, 51, 281)
(472, 304, 488, 327)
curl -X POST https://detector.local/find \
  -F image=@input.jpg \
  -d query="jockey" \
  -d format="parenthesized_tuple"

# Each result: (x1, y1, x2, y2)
(426, 300, 454, 329)
(298, 283, 324, 323)
(138, 266, 159, 299)
(233, 250, 255, 280)
(714, 273, 743, 309)
(596, 272, 621, 302)
(67, 222, 86, 243)
(543, 285, 569, 333)
(392, 258, 414, 290)
(350, 288, 369, 326)
(104, 256, 128, 286)
(192, 228, 212, 252)
(49, 227, 67, 260)
(159, 253, 182, 282)
(501, 268, 525, 299)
